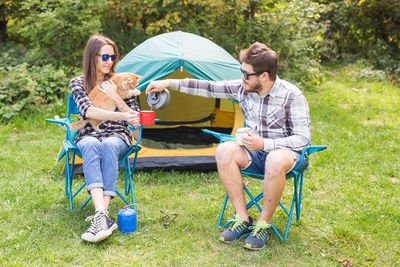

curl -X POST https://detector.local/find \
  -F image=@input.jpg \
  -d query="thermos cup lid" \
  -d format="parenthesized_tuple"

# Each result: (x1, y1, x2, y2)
(147, 89, 170, 110)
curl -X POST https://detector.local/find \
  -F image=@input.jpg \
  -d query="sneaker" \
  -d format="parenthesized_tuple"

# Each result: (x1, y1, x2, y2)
(81, 209, 117, 243)
(218, 215, 253, 243)
(243, 221, 270, 250)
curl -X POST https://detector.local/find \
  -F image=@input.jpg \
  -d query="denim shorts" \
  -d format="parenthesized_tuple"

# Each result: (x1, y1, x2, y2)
(241, 149, 309, 175)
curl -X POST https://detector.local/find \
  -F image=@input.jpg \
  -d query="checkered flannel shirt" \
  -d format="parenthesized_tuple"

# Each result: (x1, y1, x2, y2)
(169, 76, 311, 152)
(69, 75, 140, 146)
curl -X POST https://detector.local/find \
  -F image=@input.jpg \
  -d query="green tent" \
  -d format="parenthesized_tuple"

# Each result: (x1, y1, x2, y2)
(116, 31, 243, 170)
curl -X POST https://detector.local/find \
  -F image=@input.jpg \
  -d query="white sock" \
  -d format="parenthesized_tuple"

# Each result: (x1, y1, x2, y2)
(95, 207, 106, 213)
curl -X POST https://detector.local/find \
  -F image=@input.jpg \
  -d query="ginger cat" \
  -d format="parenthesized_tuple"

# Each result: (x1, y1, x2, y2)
(70, 72, 141, 131)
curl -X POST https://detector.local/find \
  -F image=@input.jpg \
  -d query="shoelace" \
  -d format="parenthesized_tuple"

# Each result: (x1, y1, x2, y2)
(249, 221, 270, 239)
(95, 210, 109, 230)
(84, 210, 109, 233)
(228, 215, 247, 233)
(84, 215, 97, 234)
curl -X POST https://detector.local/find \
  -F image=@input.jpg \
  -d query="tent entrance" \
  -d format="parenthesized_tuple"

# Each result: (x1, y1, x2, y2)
(141, 126, 232, 149)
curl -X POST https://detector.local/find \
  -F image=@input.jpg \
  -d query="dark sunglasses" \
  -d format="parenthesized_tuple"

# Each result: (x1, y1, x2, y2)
(96, 54, 117, 62)
(240, 68, 265, 80)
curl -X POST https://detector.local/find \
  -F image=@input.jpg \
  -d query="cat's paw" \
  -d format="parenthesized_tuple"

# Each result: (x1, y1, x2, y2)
(132, 89, 141, 96)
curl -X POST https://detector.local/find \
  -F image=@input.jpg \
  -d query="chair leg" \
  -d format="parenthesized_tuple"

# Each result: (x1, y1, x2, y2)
(217, 181, 300, 241)
(297, 173, 305, 221)
(116, 189, 130, 205)
(79, 196, 92, 211)
(283, 175, 302, 240)
(244, 184, 263, 212)
(65, 152, 74, 211)
(217, 194, 229, 228)
(125, 156, 136, 205)
(127, 150, 139, 203)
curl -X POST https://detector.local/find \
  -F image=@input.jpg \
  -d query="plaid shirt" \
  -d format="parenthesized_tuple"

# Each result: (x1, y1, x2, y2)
(69, 75, 140, 146)
(169, 77, 311, 152)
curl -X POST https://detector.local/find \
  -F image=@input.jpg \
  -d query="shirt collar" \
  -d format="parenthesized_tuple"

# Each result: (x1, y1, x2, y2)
(265, 75, 281, 98)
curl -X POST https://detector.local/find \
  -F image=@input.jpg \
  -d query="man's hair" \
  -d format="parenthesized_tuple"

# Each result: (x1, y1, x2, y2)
(82, 34, 119, 94)
(239, 42, 278, 81)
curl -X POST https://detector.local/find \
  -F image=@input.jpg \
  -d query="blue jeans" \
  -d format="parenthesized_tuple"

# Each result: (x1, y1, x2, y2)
(76, 136, 129, 198)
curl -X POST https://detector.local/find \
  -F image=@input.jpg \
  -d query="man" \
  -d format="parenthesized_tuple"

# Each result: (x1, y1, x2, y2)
(146, 42, 311, 250)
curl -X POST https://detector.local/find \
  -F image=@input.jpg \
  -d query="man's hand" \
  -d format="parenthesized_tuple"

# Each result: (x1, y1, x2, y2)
(98, 80, 119, 101)
(241, 131, 264, 150)
(145, 80, 170, 95)
(123, 109, 140, 128)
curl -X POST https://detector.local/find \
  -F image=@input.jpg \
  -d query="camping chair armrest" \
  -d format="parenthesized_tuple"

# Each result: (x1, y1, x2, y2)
(201, 129, 236, 143)
(129, 125, 143, 146)
(292, 145, 327, 173)
(46, 118, 76, 142)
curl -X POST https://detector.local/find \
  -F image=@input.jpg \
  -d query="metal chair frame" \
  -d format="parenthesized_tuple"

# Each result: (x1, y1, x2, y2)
(47, 94, 142, 211)
(202, 129, 326, 240)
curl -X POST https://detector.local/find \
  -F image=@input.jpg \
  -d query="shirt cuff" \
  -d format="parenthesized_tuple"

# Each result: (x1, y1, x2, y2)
(80, 102, 91, 120)
(169, 79, 180, 91)
(263, 139, 275, 152)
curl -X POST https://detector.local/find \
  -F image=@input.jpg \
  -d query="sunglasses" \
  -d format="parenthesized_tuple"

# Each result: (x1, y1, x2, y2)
(96, 54, 117, 62)
(240, 68, 265, 80)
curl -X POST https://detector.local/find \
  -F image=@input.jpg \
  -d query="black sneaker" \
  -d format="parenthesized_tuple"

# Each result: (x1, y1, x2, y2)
(218, 215, 253, 243)
(81, 209, 117, 243)
(243, 221, 270, 250)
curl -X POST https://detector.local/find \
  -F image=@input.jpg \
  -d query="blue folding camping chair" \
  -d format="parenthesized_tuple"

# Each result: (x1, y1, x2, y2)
(202, 129, 327, 240)
(47, 94, 142, 211)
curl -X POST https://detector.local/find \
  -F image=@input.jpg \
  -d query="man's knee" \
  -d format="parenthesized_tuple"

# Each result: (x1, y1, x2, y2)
(215, 142, 247, 168)
(265, 149, 294, 176)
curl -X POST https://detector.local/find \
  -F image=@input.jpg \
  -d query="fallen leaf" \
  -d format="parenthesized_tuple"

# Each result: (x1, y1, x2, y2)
(338, 259, 352, 266)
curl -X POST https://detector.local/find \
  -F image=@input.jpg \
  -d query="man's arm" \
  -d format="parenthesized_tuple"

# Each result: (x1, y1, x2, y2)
(264, 94, 311, 152)
(146, 79, 241, 100)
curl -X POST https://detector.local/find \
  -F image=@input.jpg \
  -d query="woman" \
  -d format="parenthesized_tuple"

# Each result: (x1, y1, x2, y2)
(69, 34, 140, 243)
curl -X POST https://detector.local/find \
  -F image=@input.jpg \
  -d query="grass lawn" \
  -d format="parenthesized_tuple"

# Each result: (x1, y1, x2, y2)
(0, 64, 399, 266)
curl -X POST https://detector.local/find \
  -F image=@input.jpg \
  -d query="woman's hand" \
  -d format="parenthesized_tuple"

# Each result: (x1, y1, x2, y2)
(98, 80, 119, 101)
(123, 109, 140, 128)
(145, 80, 170, 95)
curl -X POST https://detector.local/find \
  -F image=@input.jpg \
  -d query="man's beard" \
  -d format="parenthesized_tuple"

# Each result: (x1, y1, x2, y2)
(244, 79, 262, 93)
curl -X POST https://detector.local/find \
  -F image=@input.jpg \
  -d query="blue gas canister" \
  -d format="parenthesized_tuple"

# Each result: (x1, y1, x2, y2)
(118, 205, 137, 234)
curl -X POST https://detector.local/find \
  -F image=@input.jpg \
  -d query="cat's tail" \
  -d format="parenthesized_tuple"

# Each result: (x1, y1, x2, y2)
(69, 119, 87, 131)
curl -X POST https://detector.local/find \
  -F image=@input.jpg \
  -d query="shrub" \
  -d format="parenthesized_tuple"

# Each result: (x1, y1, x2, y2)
(16, 0, 106, 67)
(0, 60, 70, 123)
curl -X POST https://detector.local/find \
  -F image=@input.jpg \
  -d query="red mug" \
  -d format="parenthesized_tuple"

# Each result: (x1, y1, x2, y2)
(140, 110, 155, 125)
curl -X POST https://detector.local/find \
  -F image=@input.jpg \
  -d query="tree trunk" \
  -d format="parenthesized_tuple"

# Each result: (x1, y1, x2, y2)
(0, 17, 7, 42)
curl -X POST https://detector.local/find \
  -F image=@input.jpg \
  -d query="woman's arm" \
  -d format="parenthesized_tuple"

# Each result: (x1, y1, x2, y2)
(85, 106, 138, 123)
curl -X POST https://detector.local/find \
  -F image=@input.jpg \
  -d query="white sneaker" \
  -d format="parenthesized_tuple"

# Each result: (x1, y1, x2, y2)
(81, 209, 117, 243)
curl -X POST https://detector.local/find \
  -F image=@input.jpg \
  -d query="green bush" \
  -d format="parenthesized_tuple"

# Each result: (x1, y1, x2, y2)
(16, 0, 106, 67)
(0, 60, 70, 123)
(244, 0, 326, 88)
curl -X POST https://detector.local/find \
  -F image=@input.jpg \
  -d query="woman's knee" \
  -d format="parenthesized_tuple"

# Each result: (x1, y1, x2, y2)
(77, 136, 101, 154)
(101, 137, 128, 159)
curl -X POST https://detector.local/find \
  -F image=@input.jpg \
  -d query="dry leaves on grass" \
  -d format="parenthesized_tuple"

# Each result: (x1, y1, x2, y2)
(338, 259, 352, 266)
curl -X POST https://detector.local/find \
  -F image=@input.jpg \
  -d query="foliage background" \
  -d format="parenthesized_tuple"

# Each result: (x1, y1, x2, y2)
(0, 0, 398, 122)
(0, 1, 399, 265)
